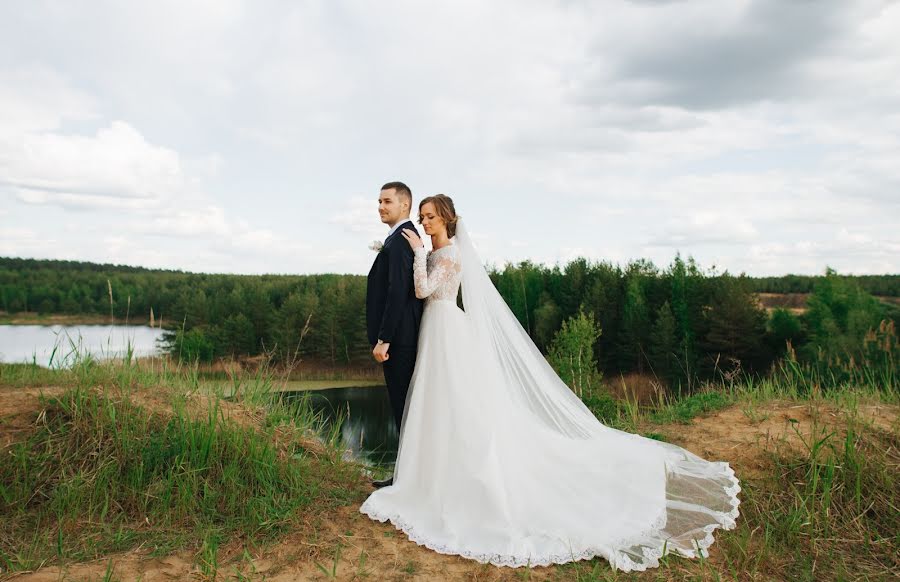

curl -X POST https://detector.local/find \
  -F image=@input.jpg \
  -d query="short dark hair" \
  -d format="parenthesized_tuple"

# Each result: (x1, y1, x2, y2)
(381, 181, 412, 204)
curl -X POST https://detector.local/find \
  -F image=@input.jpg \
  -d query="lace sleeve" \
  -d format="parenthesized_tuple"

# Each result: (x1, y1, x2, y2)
(413, 246, 459, 299)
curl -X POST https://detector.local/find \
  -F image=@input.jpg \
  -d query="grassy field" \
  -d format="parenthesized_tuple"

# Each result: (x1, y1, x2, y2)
(0, 350, 897, 581)
(0, 352, 371, 580)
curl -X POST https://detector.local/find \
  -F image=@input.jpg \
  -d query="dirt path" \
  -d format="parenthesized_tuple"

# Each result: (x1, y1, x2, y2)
(2, 385, 897, 581)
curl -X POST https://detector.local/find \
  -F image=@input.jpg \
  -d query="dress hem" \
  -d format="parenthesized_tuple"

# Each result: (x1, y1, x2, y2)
(359, 462, 741, 573)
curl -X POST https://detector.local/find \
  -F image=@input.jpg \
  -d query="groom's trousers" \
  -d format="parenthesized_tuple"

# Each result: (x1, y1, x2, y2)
(382, 345, 417, 433)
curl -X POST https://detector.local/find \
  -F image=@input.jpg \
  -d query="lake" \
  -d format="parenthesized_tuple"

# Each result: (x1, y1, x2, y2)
(0, 324, 166, 367)
(281, 386, 398, 470)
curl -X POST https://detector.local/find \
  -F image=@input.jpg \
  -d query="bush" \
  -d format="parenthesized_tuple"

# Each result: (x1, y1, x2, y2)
(581, 391, 620, 424)
(172, 327, 217, 362)
(548, 309, 604, 398)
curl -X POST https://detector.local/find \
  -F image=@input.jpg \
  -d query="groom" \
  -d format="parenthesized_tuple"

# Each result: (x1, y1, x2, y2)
(366, 181, 424, 488)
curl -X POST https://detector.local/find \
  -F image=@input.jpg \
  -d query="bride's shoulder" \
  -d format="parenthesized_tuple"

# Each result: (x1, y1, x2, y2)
(444, 239, 461, 258)
(432, 239, 459, 256)
(446, 239, 462, 264)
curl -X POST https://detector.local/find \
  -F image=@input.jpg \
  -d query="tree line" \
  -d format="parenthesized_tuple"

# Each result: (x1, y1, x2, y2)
(747, 273, 900, 296)
(1, 256, 897, 391)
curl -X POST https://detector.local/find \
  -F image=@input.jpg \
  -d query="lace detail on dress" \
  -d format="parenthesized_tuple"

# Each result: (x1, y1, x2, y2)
(413, 239, 462, 303)
(359, 460, 741, 572)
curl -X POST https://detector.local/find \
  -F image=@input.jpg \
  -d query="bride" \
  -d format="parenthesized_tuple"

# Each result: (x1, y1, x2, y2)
(359, 194, 741, 573)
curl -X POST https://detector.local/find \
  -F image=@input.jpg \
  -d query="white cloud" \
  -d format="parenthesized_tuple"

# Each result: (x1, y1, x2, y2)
(133, 206, 230, 238)
(0, 227, 57, 257)
(330, 196, 391, 238)
(746, 234, 900, 276)
(2, 121, 183, 210)
(0, 66, 98, 136)
(0, 1, 897, 276)
(649, 211, 759, 247)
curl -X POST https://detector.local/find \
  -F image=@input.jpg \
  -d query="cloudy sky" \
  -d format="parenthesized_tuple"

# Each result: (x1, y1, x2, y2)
(1, 0, 898, 277)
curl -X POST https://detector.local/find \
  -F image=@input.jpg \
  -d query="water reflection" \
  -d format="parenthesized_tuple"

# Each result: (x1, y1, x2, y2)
(280, 386, 398, 469)
(0, 324, 165, 367)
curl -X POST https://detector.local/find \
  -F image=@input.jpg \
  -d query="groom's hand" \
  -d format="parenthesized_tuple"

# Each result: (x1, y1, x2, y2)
(373, 341, 390, 363)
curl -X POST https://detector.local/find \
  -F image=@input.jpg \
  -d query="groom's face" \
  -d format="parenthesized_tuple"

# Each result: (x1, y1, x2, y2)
(378, 188, 407, 226)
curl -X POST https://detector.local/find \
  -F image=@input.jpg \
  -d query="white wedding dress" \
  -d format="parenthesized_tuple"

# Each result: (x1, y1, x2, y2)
(359, 220, 741, 572)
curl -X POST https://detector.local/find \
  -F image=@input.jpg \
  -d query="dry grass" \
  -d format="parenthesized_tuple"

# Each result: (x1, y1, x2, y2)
(1, 360, 897, 581)
(605, 372, 665, 406)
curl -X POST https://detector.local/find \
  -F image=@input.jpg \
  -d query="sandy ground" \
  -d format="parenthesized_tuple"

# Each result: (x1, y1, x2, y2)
(1, 383, 897, 581)
(653, 397, 899, 480)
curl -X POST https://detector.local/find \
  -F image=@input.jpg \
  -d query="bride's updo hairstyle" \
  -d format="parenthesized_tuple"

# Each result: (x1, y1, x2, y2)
(418, 194, 459, 238)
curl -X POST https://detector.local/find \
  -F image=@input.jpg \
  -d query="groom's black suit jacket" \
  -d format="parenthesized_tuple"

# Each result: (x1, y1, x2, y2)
(366, 220, 424, 348)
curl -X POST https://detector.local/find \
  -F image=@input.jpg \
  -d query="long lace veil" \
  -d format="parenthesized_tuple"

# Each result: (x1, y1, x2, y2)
(455, 219, 603, 439)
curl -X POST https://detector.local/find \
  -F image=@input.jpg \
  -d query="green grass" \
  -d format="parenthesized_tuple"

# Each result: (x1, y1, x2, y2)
(713, 410, 898, 581)
(566, 366, 899, 580)
(1, 336, 898, 580)
(649, 390, 734, 424)
(582, 387, 734, 431)
(0, 347, 367, 574)
(0, 361, 64, 387)
(554, 402, 898, 581)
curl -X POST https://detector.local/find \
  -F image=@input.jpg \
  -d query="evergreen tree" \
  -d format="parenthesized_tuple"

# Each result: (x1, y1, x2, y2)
(648, 301, 677, 387)
(700, 275, 770, 375)
(668, 254, 699, 392)
(221, 313, 256, 356)
(533, 294, 562, 351)
(579, 264, 623, 373)
(3, 255, 896, 375)
(620, 274, 650, 372)
(276, 290, 319, 361)
(768, 307, 803, 357)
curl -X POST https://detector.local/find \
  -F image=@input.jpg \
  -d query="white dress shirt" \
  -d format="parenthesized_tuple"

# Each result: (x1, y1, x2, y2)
(386, 218, 413, 240)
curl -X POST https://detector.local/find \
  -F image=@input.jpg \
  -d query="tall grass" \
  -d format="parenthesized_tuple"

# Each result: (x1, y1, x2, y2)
(2, 320, 897, 579)
(709, 405, 900, 581)
(0, 344, 367, 574)
(775, 319, 898, 397)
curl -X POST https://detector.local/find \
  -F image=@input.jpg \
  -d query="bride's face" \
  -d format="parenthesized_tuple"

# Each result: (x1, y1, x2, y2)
(419, 202, 446, 237)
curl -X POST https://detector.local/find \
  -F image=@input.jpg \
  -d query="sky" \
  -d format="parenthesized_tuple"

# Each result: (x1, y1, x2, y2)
(1, 0, 898, 277)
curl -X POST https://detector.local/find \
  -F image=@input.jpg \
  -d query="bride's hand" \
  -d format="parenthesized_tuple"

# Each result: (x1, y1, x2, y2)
(401, 229, 424, 250)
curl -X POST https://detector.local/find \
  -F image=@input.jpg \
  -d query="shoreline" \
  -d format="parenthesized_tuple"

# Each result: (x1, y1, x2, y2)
(218, 380, 383, 395)
(0, 312, 155, 326)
